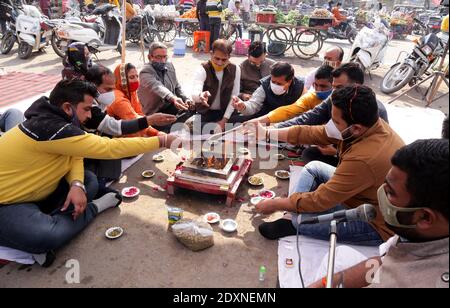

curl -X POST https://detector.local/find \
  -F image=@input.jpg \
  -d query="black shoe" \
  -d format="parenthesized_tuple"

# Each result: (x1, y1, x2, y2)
(259, 219, 297, 240)
(41, 250, 56, 268)
(114, 192, 123, 208)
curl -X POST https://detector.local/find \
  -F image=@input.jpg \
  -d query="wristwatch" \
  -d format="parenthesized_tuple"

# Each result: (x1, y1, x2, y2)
(71, 181, 87, 195)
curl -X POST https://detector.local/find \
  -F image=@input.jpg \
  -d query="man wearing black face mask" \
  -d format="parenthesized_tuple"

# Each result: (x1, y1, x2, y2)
(138, 42, 193, 121)
(308, 139, 449, 288)
(0, 80, 180, 263)
(239, 41, 275, 101)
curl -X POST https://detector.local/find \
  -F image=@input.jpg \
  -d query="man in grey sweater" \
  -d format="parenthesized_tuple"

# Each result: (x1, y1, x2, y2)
(138, 42, 193, 119)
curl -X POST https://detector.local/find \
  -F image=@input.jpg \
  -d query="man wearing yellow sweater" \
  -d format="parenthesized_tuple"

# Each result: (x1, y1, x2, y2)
(248, 65, 334, 125)
(0, 80, 177, 260)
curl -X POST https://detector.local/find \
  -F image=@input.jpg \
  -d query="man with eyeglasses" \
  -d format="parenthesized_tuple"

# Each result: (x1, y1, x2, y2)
(247, 85, 405, 245)
(138, 42, 193, 122)
(303, 46, 344, 92)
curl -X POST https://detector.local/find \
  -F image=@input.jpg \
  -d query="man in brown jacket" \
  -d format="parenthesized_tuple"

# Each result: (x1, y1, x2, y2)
(308, 139, 449, 288)
(252, 85, 405, 246)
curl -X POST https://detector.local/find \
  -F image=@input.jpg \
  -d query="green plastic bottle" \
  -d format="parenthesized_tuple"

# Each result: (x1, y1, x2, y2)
(259, 266, 267, 282)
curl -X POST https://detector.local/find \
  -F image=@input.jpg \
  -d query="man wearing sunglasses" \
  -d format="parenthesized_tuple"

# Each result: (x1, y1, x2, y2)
(249, 85, 405, 246)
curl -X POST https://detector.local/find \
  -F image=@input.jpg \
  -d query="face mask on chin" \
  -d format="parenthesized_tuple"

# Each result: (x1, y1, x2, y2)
(211, 61, 229, 72)
(270, 81, 287, 96)
(377, 185, 425, 229)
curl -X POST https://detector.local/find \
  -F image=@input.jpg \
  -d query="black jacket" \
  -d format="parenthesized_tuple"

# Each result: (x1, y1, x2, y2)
(21, 96, 85, 141)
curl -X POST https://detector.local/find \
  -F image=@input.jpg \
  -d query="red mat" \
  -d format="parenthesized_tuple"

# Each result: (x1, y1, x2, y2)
(0, 259, 10, 266)
(0, 71, 61, 108)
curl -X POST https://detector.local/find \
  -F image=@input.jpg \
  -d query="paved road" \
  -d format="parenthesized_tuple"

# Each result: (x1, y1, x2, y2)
(0, 36, 447, 114)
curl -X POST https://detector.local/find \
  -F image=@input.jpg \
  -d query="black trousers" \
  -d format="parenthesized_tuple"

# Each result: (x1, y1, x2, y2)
(301, 146, 339, 167)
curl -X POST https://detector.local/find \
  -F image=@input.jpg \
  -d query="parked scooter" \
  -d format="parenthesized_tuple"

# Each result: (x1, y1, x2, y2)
(52, 4, 122, 58)
(350, 21, 392, 76)
(15, 5, 60, 59)
(380, 32, 445, 94)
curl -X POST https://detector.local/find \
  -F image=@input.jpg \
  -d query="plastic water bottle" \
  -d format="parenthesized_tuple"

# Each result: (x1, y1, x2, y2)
(259, 266, 266, 282)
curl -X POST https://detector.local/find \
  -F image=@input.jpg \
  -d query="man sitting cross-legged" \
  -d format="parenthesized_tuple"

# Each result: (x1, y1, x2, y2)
(248, 85, 405, 246)
(0, 80, 179, 264)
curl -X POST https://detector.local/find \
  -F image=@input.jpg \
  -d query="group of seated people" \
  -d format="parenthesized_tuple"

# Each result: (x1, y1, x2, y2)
(0, 38, 448, 288)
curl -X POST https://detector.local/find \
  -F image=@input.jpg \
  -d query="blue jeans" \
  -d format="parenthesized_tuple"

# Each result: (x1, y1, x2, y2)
(0, 109, 24, 132)
(199, 16, 210, 31)
(291, 161, 383, 247)
(0, 171, 99, 254)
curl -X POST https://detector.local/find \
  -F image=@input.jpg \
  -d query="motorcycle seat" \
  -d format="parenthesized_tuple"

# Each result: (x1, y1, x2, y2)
(72, 21, 101, 33)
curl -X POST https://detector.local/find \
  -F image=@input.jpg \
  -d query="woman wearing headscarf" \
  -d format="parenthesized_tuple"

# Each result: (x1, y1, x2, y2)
(61, 42, 92, 80)
(107, 63, 162, 137)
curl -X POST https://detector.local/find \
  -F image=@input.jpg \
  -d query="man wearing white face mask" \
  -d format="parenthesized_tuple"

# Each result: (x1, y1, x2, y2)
(84, 65, 176, 137)
(250, 85, 405, 246)
(83, 65, 177, 193)
(231, 62, 305, 124)
(308, 139, 449, 288)
(303, 46, 344, 91)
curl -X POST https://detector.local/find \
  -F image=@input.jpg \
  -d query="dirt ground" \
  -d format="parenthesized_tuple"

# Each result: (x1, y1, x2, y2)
(0, 149, 292, 288)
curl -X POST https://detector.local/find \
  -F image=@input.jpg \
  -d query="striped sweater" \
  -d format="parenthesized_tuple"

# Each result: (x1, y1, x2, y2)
(206, 0, 222, 18)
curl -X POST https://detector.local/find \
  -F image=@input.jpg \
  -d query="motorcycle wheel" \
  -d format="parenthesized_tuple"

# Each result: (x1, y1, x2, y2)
(347, 29, 357, 44)
(18, 41, 32, 59)
(1, 32, 16, 55)
(51, 33, 67, 58)
(380, 63, 415, 94)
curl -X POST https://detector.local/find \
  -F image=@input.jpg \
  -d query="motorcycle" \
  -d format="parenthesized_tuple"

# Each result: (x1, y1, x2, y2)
(350, 21, 392, 76)
(15, 5, 60, 59)
(427, 15, 443, 34)
(0, 0, 20, 55)
(126, 11, 161, 47)
(380, 32, 445, 94)
(51, 4, 122, 58)
(321, 17, 358, 44)
(413, 13, 443, 36)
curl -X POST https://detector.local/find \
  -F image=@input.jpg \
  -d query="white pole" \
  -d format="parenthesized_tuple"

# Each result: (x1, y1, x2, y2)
(121, 0, 127, 63)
